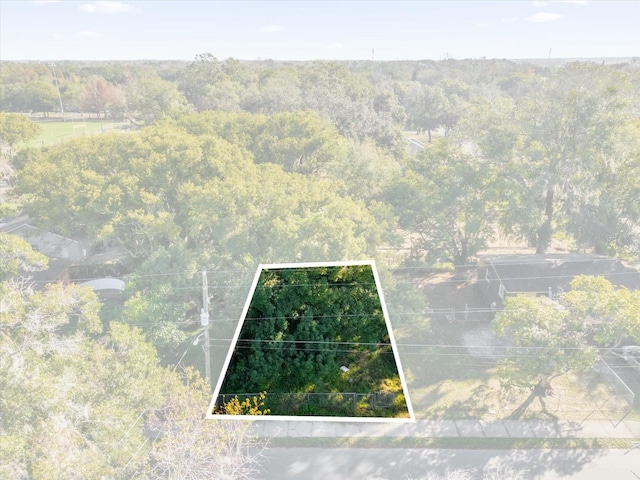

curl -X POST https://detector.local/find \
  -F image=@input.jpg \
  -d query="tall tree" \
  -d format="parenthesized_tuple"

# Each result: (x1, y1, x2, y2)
(466, 63, 636, 253)
(386, 139, 498, 266)
(82, 76, 125, 118)
(493, 276, 640, 414)
(124, 75, 190, 125)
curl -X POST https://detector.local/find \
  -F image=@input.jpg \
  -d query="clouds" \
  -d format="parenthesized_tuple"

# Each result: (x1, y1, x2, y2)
(76, 31, 102, 38)
(79, 1, 139, 14)
(527, 12, 564, 22)
(324, 43, 344, 51)
(258, 25, 283, 33)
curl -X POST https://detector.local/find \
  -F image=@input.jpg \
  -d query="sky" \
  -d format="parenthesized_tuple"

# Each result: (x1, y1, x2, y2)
(1, 0, 639, 61)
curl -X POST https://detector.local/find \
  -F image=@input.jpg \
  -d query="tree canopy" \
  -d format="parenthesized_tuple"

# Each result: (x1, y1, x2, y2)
(493, 276, 640, 396)
(219, 265, 407, 417)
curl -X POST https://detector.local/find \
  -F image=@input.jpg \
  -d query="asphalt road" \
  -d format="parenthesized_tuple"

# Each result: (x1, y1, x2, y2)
(259, 447, 640, 479)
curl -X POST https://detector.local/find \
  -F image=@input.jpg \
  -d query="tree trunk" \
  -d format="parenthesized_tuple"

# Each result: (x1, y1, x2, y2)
(427, 128, 432, 143)
(536, 186, 554, 254)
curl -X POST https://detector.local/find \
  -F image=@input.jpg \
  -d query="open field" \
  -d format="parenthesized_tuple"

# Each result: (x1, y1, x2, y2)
(26, 115, 130, 148)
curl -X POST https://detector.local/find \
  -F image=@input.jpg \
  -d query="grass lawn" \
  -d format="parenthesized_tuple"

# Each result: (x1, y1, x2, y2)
(394, 319, 639, 422)
(392, 269, 640, 423)
(26, 118, 130, 148)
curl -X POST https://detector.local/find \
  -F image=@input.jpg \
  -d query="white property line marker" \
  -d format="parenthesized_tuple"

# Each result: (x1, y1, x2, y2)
(206, 260, 415, 423)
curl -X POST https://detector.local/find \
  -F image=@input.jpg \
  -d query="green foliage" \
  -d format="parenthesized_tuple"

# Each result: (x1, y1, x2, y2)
(0, 233, 48, 280)
(220, 265, 407, 417)
(493, 276, 640, 389)
(125, 75, 191, 125)
(493, 295, 599, 388)
(387, 139, 498, 265)
(0, 112, 41, 152)
(562, 275, 640, 346)
(0, 270, 264, 478)
(178, 161, 385, 266)
(252, 110, 347, 174)
(121, 243, 198, 351)
(462, 63, 638, 254)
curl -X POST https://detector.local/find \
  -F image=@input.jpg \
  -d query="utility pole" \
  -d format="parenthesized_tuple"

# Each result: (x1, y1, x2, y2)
(48, 62, 65, 121)
(200, 269, 211, 390)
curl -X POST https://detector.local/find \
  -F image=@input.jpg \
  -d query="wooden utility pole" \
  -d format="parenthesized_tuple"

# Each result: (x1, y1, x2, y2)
(200, 270, 211, 390)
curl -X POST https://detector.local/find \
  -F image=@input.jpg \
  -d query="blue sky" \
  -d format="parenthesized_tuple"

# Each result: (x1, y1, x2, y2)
(1, 1, 638, 61)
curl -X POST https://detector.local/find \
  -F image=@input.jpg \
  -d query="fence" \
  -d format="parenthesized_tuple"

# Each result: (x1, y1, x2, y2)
(218, 391, 401, 416)
(597, 356, 636, 408)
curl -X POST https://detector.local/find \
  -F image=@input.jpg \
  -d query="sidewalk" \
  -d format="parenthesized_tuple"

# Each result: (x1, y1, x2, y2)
(252, 419, 640, 439)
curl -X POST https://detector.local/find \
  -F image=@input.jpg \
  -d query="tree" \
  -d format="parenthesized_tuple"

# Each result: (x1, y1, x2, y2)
(386, 139, 498, 266)
(0, 242, 267, 478)
(323, 138, 402, 202)
(144, 370, 266, 480)
(466, 63, 637, 253)
(564, 119, 640, 257)
(397, 78, 469, 141)
(1, 80, 58, 115)
(0, 112, 41, 153)
(124, 75, 190, 125)
(492, 276, 640, 413)
(242, 67, 302, 114)
(82, 76, 125, 118)
(178, 53, 224, 110)
(121, 243, 199, 351)
(0, 233, 48, 280)
(561, 275, 640, 348)
(178, 161, 387, 267)
(251, 111, 347, 174)
(15, 123, 253, 256)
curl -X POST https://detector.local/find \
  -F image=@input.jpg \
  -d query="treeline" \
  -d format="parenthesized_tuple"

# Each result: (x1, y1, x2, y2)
(1, 58, 638, 351)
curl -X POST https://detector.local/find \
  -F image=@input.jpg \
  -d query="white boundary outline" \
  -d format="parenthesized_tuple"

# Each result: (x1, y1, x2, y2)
(206, 260, 415, 422)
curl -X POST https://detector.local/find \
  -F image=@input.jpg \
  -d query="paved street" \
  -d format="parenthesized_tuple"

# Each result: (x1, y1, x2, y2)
(251, 418, 640, 439)
(259, 447, 640, 480)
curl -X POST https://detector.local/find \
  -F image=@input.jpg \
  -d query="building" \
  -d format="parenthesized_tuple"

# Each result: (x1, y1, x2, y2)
(1, 214, 86, 262)
(477, 253, 640, 306)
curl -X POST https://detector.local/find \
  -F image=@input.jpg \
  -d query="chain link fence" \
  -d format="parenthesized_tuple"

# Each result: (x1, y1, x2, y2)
(218, 391, 402, 416)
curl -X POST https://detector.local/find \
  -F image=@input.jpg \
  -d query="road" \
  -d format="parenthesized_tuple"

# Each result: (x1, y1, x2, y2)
(259, 447, 640, 479)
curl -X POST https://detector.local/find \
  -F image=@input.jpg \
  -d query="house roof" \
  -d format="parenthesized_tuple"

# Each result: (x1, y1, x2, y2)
(480, 254, 640, 294)
(3, 223, 81, 259)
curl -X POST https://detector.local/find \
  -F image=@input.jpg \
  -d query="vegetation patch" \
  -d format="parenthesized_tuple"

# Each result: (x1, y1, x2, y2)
(215, 263, 410, 418)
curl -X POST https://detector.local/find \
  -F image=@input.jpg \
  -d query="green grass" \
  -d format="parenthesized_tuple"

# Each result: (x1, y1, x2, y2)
(403, 354, 640, 422)
(268, 437, 637, 450)
(394, 297, 640, 423)
(27, 118, 130, 147)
